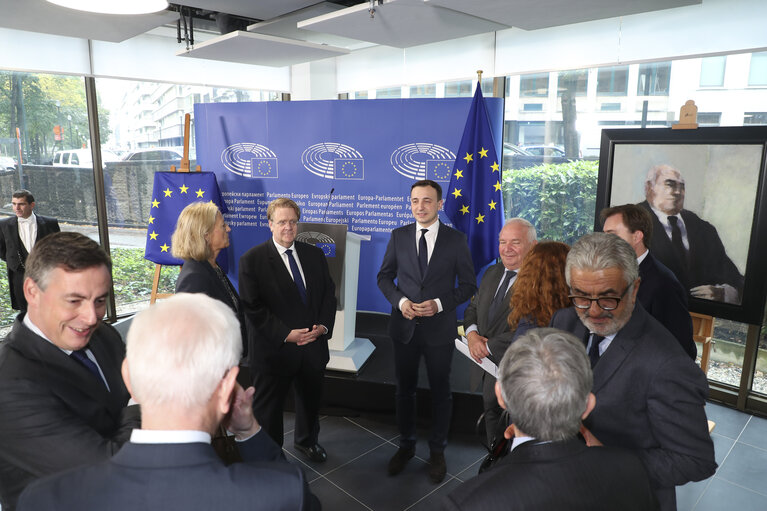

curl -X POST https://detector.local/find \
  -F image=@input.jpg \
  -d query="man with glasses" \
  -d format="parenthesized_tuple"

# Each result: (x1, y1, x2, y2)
(550, 232, 716, 511)
(640, 164, 743, 304)
(239, 198, 336, 463)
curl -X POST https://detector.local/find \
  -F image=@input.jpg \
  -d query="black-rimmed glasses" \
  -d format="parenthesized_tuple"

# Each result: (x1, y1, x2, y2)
(569, 286, 629, 311)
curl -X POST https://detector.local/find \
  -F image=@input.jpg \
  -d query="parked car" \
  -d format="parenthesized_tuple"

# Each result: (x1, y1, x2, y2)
(502, 143, 570, 170)
(0, 156, 16, 171)
(521, 144, 567, 157)
(122, 149, 183, 162)
(52, 149, 119, 168)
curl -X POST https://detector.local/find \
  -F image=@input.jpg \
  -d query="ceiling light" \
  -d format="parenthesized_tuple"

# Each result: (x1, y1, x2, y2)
(45, 0, 169, 15)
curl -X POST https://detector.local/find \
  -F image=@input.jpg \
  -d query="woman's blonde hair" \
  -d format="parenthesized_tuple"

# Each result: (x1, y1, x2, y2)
(171, 201, 219, 261)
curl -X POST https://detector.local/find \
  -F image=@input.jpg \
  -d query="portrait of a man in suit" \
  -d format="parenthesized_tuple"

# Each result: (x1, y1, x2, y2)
(0, 189, 60, 310)
(239, 197, 336, 463)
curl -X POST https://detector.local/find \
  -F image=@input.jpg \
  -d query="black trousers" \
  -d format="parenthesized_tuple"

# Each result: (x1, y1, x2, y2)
(251, 358, 324, 448)
(392, 325, 453, 454)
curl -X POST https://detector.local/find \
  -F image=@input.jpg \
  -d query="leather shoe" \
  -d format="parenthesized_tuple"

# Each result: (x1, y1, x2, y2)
(387, 447, 415, 476)
(428, 452, 446, 483)
(294, 443, 327, 463)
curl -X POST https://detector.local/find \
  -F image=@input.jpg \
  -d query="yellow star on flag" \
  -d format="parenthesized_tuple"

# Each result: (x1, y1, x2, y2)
(179, 184, 189, 194)
(160, 243, 169, 252)
(463, 152, 473, 164)
(490, 161, 499, 173)
(163, 188, 173, 198)
(488, 200, 497, 210)
(149, 231, 158, 240)
(478, 147, 488, 158)
(148, 215, 155, 224)
(493, 181, 501, 192)
(475, 213, 485, 224)
(196, 188, 205, 198)
(451, 188, 462, 199)
(459, 205, 470, 215)
(151, 199, 160, 208)
(454, 169, 464, 179)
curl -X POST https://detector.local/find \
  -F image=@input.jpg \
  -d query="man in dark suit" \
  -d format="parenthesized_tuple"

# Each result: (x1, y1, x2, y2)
(17, 293, 319, 511)
(443, 328, 658, 510)
(463, 218, 536, 444)
(550, 233, 716, 510)
(377, 179, 476, 483)
(0, 189, 60, 310)
(239, 197, 336, 463)
(641, 164, 743, 304)
(601, 204, 696, 359)
(0, 232, 139, 511)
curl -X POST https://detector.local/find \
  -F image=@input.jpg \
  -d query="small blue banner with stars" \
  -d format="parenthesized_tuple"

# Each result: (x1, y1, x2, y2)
(144, 172, 227, 265)
(444, 84, 504, 274)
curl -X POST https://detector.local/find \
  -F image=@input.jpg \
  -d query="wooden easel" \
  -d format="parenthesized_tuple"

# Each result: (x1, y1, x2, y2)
(149, 113, 201, 304)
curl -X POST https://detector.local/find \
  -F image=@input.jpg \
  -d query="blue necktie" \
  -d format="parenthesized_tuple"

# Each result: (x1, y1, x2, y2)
(488, 270, 515, 323)
(70, 349, 104, 385)
(286, 249, 308, 305)
(418, 228, 429, 278)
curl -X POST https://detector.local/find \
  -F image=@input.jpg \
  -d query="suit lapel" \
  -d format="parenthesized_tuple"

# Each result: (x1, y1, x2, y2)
(592, 305, 645, 393)
(267, 240, 306, 306)
(403, 223, 421, 279)
(423, 222, 448, 281)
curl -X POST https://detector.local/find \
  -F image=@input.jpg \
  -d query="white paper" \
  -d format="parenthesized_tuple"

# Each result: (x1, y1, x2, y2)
(454, 336, 497, 378)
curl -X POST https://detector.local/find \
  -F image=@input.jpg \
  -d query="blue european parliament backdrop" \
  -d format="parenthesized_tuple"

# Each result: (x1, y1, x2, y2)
(194, 98, 504, 313)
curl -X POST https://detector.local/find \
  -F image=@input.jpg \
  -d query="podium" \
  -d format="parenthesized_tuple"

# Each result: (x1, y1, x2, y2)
(296, 224, 374, 373)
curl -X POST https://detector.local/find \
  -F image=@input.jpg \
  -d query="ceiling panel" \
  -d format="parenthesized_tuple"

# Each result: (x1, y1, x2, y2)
(297, 0, 509, 48)
(247, 2, 373, 50)
(173, 0, 321, 22)
(427, 0, 702, 30)
(0, 0, 177, 43)
(176, 30, 350, 67)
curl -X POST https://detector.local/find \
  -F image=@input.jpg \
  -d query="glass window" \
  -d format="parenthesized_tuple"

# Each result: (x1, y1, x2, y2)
(375, 87, 401, 99)
(353, 90, 368, 100)
(557, 69, 588, 97)
(520, 73, 549, 97)
(597, 66, 629, 96)
(637, 62, 671, 96)
(444, 79, 473, 97)
(748, 52, 767, 86)
(409, 84, 436, 98)
(744, 112, 767, 124)
(697, 112, 721, 126)
(700, 56, 726, 87)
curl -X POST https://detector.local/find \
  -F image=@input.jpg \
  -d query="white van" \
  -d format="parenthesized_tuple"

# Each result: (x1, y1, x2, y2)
(52, 149, 119, 168)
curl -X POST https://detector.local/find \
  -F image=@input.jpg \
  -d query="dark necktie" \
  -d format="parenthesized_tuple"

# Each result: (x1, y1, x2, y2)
(286, 249, 308, 305)
(70, 349, 104, 385)
(668, 216, 688, 269)
(488, 270, 515, 323)
(418, 228, 429, 278)
(588, 334, 604, 368)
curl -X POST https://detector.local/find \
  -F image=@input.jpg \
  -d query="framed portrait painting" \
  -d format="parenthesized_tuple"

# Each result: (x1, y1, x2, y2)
(596, 126, 767, 325)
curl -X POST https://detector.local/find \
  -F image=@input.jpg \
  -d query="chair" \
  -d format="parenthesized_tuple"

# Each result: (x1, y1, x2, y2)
(690, 312, 715, 375)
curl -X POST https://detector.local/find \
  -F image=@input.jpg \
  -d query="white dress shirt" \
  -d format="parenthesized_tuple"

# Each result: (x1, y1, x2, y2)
(17, 213, 37, 253)
(398, 220, 443, 312)
(272, 238, 306, 289)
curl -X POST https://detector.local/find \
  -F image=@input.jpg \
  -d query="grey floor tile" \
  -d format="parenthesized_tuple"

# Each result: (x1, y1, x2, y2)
(711, 432, 736, 466)
(705, 402, 749, 440)
(282, 411, 296, 435)
(715, 442, 767, 495)
(737, 415, 767, 451)
(346, 414, 401, 443)
(406, 477, 463, 510)
(412, 435, 487, 478)
(283, 415, 389, 476)
(676, 478, 711, 511)
(310, 476, 372, 511)
(694, 477, 767, 511)
(453, 457, 484, 482)
(324, 443, 439, 511)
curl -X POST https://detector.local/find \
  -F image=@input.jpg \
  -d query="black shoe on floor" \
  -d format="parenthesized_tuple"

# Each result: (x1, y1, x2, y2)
(387, 447, 415, 476)
(294, 443, 327, 463)
(429, 452, 446, 483)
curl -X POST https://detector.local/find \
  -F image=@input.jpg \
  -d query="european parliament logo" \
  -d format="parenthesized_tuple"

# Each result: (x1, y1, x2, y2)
(334, 158, 364, 180)
(303, 142, 365, 180)
(390, 143, 456, 181)
(316, 243, 336, 257)
(221, 143, 279, 178)
(296, 231, 336, 258)
(426, 160, 453, 181)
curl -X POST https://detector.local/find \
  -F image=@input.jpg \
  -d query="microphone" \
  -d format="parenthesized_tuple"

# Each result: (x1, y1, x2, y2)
(322, 187, 335, 223)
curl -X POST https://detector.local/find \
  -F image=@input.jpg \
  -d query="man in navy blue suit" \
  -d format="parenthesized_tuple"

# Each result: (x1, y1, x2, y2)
(18, 293, 319, 511)
(601, 204, 696, 359)
(378, 179, 476, 483)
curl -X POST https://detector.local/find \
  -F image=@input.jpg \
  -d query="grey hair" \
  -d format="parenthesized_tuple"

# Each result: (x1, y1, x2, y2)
(125, 293, 241, 410)
(498, 328, 593, 441)
(565, 232, 639, 288)
(646, 163, 684, 185)
(504, 217, 537, 244)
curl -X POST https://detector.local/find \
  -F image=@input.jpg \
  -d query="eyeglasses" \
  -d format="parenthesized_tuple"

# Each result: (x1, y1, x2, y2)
(275, 219, 298, 227)
(569, 286, 629, 311)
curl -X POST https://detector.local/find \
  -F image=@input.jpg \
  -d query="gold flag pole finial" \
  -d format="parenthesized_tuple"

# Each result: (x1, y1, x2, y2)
(477, 70, 483, 83)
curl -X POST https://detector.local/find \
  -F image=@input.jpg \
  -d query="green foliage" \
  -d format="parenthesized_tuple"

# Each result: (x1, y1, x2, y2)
(502, 159, 599, 245)
(0, 260, 15, 327)
(110, 248, 179, 304)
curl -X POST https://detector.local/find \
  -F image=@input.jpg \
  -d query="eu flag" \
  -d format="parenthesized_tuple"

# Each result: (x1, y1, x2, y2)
(444, 84, 504, 273)
(144, 172, 227, 265)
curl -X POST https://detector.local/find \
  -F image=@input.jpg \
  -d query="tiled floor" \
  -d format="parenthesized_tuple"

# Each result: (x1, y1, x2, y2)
(279, 401, 767, 510)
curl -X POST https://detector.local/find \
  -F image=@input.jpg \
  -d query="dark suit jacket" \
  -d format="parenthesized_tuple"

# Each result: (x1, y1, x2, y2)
(377, 222, 476, 345)
(239, 239, 336, 374)
(17, 432, 319, 511)
(0, 215, 60, 309)
(0, 316, 139, 510)
(639, 201, 743, 297)
(443, 437, 658, 510)
(176, 259, 246, 348)
(638, 252, 696, 359)
(550, 304, 717, 510)
(463, 262, 512, 341)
